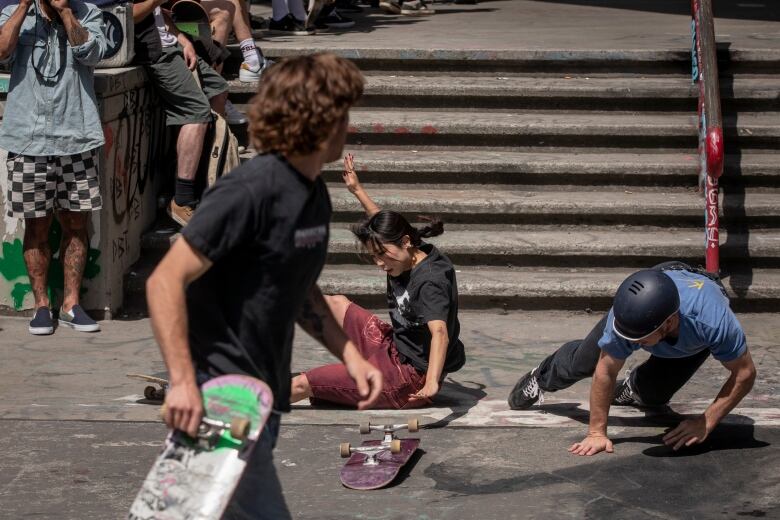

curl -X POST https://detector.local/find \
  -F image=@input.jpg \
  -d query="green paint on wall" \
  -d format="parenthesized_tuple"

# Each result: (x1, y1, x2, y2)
(0, 221, 101, 310)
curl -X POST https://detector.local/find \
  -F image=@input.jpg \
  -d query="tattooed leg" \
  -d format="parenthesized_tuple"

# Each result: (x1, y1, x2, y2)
(23, 215, 54, 309)
(58, 211, 89, 313)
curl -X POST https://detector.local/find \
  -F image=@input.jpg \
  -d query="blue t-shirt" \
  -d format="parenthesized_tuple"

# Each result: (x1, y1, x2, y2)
(598, 270, 747, 362)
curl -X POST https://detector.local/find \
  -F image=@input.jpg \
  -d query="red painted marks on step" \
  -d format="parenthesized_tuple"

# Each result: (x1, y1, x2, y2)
(372, 123, 386, 133)
(421, 125, 438, 135)
(394, 127, 411, 134)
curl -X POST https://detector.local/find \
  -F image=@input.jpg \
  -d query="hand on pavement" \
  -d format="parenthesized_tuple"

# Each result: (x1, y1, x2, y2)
(568, 433, 614, 456)
(663, 414, 709, 450)
(163, 381, 203, 437)
(408, 380, 438, 405)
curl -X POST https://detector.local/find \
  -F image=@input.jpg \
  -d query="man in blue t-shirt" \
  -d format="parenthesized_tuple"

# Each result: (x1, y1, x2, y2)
(509, 262, 756, 455)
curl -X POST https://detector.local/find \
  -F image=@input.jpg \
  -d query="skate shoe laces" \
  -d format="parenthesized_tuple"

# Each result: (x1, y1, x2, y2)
(508, 368, 544, 410)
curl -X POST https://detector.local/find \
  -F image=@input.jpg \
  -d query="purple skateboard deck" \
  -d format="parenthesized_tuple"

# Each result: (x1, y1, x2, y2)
(339, 438, 420, 490)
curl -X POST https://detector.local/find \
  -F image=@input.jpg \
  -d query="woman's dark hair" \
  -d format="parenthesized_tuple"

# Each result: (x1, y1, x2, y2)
(352, 210, 444, 257)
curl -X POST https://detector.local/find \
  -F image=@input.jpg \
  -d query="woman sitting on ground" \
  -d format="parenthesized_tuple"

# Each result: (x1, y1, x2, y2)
(290, 154, 466, 409)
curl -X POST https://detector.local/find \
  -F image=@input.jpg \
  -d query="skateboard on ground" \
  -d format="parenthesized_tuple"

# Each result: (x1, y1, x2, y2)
(339, 418, 421, 490)
(171, 0, 230, 66)
(127, 373, 169, 401)
(128, 374, 273, 520)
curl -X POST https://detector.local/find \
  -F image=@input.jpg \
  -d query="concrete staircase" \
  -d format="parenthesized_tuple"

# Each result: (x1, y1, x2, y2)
(131, 48, 780, 313)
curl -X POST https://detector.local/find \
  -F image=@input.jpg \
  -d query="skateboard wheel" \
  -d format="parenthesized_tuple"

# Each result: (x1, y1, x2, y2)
(359, 421, 371, 434)
(389, 439, 401, 454)
(407, 418, 419, 433)
(144, 386, 156, 400)
(340, 442, 352, 458)
(230, 417, 251, 440)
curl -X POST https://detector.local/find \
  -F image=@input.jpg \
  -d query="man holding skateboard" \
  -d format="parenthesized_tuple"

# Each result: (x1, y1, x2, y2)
(508, 262, 757, 455)
(146, 53, 382, 519)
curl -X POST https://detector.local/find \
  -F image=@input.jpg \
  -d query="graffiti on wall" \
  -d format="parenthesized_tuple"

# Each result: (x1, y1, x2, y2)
(106, 87, 165, 227)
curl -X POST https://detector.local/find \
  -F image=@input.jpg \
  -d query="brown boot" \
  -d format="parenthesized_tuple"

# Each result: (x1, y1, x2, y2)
(168, 200, 196, 227)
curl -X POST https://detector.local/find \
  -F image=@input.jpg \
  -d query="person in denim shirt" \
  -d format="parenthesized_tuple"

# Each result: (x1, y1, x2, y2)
(0, 0, 106, 335)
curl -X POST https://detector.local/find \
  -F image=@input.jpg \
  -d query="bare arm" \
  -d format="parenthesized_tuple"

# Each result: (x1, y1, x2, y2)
(44, 0, 88, 46)
(408, 320, 448, 403)
(0, 0, 31, 61)
(342, 153, 380, 217)
(663, 349, 756, 450)
(146, 237, 213, 436)
(569, 350, 624, 456)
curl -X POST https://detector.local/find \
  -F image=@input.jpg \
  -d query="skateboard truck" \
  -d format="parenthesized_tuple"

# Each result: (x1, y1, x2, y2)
(160, 404, 251, 441)
(359, 418, 419, 444)
(339, 440, 402, 466)
(126, 373, 169, 401)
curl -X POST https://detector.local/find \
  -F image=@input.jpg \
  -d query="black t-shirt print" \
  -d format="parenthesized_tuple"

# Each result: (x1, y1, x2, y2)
(181, 153, 331, 412)
(386, 243, 466, 375)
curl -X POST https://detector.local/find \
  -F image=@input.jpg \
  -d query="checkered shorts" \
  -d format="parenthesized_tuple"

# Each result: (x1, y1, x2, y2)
(6, 149, 102, 218)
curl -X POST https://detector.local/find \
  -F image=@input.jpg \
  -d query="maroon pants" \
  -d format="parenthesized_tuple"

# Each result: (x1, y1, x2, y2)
(305, 303, 430, 409)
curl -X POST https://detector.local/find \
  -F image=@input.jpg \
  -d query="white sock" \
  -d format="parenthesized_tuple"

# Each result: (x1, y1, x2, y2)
(272, 0, 289, 20)
(240, 39, 261, 68)
(288, 0, 307, 21)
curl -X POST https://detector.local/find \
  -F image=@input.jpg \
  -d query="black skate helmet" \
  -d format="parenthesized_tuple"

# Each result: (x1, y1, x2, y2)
(612, 269, 680, 341)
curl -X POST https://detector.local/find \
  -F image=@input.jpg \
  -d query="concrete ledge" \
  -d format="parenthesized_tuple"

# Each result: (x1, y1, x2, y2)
(328, 185, 780, 221)
(326, 227, 780, 265)
(318, 150, 780, 186)
(318, 265, 780, 311)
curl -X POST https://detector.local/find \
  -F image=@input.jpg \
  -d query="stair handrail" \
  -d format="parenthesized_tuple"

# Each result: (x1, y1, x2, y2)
(691, 0, 724, 274)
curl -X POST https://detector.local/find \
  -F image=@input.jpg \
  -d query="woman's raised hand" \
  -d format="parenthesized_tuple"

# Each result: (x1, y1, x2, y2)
(342, 153, 362, 194)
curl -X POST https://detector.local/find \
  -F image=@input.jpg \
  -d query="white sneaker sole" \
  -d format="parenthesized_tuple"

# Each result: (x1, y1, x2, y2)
(58, 319, 101, 332)
(29, 325, 54, 335)
(239, 69, 262, 83)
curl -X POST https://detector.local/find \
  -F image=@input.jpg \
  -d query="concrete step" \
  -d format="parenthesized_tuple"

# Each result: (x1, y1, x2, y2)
(328, 184, 780, 225)
(226, 74, 780, 111)
(343, 110, 780, 148)
(316, 149, 780, 187)
(226, 45, 780, 75)
(326, 227, 780, 268)
(317, 264, 780, 312)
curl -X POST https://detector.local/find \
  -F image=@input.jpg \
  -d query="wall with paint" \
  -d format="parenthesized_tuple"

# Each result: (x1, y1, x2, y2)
(0, 68, 168, 318)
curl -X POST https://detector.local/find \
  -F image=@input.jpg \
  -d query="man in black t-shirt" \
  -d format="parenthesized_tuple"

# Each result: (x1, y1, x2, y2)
(145, 54, 382, 519)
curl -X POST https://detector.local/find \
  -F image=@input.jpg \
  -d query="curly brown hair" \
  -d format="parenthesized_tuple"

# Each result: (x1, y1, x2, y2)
(248, 53, 364, 155)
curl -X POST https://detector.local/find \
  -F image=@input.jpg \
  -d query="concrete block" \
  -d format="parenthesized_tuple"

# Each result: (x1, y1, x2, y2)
(0, 68, 168, 317)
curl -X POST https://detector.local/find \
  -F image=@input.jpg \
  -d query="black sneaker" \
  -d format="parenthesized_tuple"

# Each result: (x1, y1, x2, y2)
(268, 13, 315, 35)
(29, 307, 54, 335)
(508, 368, 543, 410)
(318, 7, 355, 28)
(612, 371, 639, 406)
(59, 304, 101, 333)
